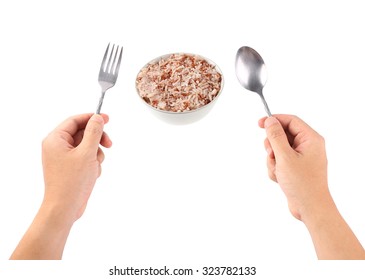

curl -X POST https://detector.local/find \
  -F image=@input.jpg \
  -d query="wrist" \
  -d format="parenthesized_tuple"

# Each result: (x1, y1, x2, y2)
(297, 188, 365, 259)
(38, 199, 76, 230)
(42, 184, 86, 224)
(299, 190, 337, 228)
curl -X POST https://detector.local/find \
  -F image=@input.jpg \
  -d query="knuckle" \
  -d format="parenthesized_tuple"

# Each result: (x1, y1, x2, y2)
(85, 124, 102, 135)
(41, 133, 53, 150)
(268, 126, 285, 140)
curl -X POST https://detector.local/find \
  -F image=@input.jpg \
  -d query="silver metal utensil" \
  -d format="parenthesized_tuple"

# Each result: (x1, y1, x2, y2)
(96, 43, 123, 114)
(235, 46, 272, 116)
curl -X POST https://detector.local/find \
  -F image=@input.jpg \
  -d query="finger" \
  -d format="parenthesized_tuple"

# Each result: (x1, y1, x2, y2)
(73, 130, 111, 148)
(73, 129, 85, 147)
(55, 113, 109, 137)
(264, 138, 275, 159)
(98, 163, 102, 178)
(267, 156, 277, 182)
(264, 117, 293, 156)
(55, 113, 93, 136)
(100, 131, 112, 148)
(80, 114, 105, 152)
(97, 147, 105, 164)
(100, 113, 109, 125)
(260, 114, 314, 135)
(272, 114, 322, 153)
(270, 114, 315, 139)
(258, 116, 268, 128)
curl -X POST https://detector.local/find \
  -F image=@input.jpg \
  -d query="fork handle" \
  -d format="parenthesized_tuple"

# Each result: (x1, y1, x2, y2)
(96, 90, 106, 114)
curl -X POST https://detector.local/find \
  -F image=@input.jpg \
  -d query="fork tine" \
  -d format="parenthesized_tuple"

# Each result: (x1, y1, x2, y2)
(106, 44, 115, 73)
(114, 46, 123, 77)
(111, 45, 119, 74)
(100, 43, 110, 72)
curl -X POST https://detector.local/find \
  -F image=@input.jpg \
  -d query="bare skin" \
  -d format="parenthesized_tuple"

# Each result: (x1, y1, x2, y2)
(10, 113, 112, 260)
(259, 115, 365, 260)
(10, 113, 365, 260)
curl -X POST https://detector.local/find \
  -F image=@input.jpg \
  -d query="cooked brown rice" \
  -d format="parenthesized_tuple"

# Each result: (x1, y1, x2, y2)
(136, 53, 222, 112)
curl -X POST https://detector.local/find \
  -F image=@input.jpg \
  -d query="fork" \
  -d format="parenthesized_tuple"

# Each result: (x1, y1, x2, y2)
(96, 43, 123, 114)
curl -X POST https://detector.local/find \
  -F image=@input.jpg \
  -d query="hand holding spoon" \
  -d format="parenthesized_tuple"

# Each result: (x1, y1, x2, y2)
(235, 46, 272, 116)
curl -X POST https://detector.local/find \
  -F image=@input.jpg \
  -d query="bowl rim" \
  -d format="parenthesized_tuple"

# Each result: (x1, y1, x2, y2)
(135, 52, 224, 115)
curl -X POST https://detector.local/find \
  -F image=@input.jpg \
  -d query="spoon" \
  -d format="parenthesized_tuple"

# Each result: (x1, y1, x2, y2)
(235, 46, 272, 116)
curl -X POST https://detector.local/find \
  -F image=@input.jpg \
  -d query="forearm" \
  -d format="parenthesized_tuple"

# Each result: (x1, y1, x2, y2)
(10, 201, 74, 260)
(303, 195, 365, 260)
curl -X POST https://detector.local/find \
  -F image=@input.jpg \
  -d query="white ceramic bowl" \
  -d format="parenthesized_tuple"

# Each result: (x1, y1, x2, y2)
(135, 53, 224, 125)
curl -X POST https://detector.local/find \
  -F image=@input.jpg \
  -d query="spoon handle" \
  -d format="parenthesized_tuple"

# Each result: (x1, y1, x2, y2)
(258, 92, 272, 116)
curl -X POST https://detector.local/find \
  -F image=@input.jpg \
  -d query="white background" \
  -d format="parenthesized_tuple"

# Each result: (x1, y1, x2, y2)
(1, 0, 365, 278)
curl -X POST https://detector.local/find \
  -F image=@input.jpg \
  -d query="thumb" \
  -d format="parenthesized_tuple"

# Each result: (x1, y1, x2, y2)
(80, 114, 104, 152)
(264, 117, 292, 156)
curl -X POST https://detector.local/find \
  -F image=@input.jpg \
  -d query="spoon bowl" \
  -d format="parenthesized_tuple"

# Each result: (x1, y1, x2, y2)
(235, 46, 272, 116)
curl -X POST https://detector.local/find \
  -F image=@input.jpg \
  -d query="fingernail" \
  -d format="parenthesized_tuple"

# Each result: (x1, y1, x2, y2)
(91, 114, 104, 124)
(264, 117, 279, 128)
